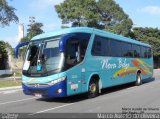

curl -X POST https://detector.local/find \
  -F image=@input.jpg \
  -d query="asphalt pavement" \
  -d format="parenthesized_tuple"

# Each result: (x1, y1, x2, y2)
(0, 69, 160, 118)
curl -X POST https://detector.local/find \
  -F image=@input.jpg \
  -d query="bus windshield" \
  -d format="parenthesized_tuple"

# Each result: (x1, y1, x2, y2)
(23, 36, 64, 77)
(22, 33, 91, 77)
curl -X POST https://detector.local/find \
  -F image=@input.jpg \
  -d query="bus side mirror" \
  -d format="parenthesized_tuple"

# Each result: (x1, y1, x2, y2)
(59, 34, 77, 53)
(59, 39, 65, 52)
(14, 41, 29, 59)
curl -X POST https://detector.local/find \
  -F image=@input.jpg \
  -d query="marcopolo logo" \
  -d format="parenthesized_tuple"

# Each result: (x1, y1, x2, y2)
(35, 84, 39, 88)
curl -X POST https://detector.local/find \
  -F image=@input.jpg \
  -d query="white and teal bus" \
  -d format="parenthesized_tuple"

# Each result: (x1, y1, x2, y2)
(15, 27, 153, 98)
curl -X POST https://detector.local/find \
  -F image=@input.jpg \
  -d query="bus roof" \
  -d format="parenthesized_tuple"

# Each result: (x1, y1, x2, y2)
(31, 27, 151, 47)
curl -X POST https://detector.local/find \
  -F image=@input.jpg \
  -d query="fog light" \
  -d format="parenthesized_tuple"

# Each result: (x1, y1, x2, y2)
(57, 89, 62, 94)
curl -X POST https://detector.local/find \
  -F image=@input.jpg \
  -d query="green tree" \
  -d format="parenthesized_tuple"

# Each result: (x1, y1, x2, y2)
(27, 22, 44, 39)
(132, 27, 160, 68)
(0, 41, 8, 69)
(0, 0, 18, 27)
(97, 0, 133, 36)
(5, 41, 13, 56)
(19, 37, 30, 43)
(132, 27, 160, 57)
(55, 0, 133, 36)
(18, 22, 44, 59)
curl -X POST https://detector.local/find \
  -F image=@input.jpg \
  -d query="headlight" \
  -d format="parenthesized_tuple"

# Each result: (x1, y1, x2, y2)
(22, 80, 27, 84)
(48, 76, 66, 86)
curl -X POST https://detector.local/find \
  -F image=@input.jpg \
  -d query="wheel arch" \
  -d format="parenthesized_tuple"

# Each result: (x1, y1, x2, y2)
(87, 73, 102, 93)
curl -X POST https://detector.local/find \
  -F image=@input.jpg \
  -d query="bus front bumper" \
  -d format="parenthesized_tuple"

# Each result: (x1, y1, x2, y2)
(22, 80, 67, 97)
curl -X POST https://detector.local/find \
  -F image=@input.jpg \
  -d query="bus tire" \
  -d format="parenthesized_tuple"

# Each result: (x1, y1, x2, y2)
(135, 73, 142, 86)
(87, 79, 99, 98)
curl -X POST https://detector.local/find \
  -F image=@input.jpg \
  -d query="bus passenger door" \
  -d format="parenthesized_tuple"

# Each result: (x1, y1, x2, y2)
(64, 33, 91, 96)
(65, 38, 82, 95)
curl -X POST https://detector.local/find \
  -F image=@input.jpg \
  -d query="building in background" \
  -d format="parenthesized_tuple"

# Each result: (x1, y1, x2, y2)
(18, 24, 24, 41)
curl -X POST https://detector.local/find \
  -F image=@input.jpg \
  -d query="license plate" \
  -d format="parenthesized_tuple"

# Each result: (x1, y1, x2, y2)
(35, 94, 42, 97)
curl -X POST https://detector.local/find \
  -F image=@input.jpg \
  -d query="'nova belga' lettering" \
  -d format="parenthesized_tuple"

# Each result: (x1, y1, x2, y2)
(101, 58, 130, 70)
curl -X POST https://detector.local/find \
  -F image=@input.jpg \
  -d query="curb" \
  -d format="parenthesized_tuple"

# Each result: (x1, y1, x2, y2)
(0, 77, 21, 79)
(0, 77, 21, 81)
(7, 77, 21, 79)
(0, 86, 22, 91)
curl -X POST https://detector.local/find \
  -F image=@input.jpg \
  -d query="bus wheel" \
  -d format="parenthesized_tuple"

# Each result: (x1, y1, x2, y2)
(87, 79, 99, 98)
(135, 73, 142, 86)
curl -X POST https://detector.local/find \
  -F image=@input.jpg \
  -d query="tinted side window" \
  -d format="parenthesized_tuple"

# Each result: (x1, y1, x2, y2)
(140, 47, 147, 58)
(147, 48, 152, 58)
(92, 36, 110, 56)
(132, 45, 140, 58)
(110, 40, 122, 57)
(81, 38, 89, 59)
(122, 42, 133, 57)
(65, 33, 91, 69)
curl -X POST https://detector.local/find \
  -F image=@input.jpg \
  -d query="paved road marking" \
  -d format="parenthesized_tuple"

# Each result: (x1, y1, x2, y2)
(30, 103, 75, 115)
(0, 86, 21, 91)
(0, 97, 37, 105)
(0, 89, 23, 94)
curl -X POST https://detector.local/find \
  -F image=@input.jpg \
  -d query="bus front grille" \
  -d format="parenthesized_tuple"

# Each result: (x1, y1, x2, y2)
(26, 83, 49, 88)
(28, 89, 48, 95)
